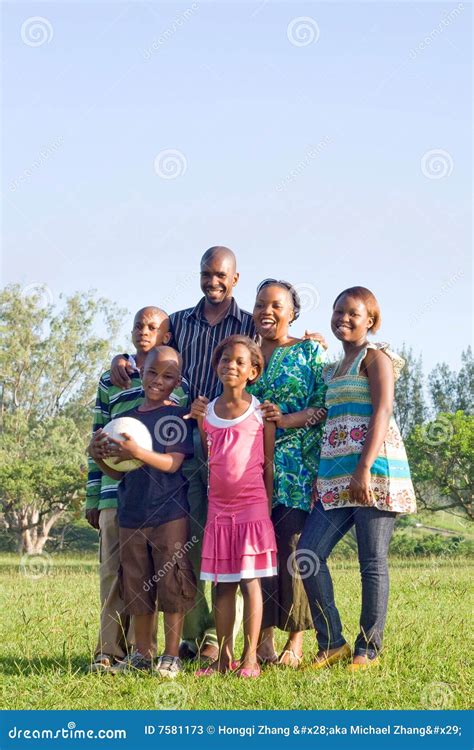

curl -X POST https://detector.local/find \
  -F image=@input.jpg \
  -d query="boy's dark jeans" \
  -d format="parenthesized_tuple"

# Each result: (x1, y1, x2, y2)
(298, 503, 397, 659)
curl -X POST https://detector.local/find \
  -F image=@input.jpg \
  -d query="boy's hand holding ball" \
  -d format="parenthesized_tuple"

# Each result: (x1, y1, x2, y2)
(106, 433, 141, 463)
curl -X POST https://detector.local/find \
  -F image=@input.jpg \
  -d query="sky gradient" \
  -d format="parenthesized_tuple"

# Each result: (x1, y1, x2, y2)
(2, 1, 472, 372)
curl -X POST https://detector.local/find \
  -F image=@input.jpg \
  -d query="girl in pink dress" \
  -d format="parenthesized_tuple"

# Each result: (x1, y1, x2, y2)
(187, 335, 277, 678)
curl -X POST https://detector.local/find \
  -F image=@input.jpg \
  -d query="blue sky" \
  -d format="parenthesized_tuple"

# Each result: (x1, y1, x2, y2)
(2, 1, 471, 372)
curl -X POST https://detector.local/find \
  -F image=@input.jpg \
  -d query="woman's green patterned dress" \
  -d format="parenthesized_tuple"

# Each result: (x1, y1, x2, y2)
(248, 339, 327, 512)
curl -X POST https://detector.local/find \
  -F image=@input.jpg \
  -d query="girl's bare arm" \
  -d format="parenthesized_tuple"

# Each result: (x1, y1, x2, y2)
(279, 407, 327, 429)
(260, 401, 326, 429)
(358, 348, 394, 469)
(263, 420, 275, 512)
(133, 447, 186, 473)
(198, 420, 208, 460)
(349, 348, 393, 505)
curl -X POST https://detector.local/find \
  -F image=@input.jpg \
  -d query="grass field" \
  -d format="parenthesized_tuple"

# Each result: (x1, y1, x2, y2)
(0, 553, 472, 712)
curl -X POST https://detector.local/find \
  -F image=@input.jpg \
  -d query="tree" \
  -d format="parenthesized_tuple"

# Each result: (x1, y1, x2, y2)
(394, 345, 427, 438)
(406, 411, 473, 520)
(428, 347, 473, 416)
(0, 413, 86, 552)
(0, 285, 126, 552)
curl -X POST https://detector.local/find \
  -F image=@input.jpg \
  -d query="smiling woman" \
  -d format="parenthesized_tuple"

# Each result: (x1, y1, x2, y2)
(248, 280, 327, 668)
(299, 286, 417, 670)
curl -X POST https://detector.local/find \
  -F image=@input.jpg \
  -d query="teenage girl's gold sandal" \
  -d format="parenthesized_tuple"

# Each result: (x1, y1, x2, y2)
(307, 642, 352, 670)
(346, 656, 380, 672)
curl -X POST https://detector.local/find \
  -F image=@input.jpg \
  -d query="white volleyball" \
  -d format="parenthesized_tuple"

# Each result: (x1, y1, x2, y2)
(102, 417, 153, 472)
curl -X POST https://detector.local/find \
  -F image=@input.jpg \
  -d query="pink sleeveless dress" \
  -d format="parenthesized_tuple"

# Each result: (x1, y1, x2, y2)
(200, 395, 278, 583)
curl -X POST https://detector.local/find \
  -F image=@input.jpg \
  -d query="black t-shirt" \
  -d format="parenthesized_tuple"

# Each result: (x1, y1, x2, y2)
(117, 405, 194, 529)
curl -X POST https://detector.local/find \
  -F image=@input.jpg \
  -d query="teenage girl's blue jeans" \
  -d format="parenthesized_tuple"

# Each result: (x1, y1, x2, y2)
(298, 503, 397, 659)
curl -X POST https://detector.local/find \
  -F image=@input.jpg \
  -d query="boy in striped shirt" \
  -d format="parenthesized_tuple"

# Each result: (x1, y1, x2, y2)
(86, 306, 189, 672)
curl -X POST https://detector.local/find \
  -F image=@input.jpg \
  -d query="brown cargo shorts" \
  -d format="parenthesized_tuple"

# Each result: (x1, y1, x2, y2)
(118, 517, 196, 615)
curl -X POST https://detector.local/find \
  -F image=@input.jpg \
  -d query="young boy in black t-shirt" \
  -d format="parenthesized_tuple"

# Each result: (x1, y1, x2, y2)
(88, 346, 196, 678)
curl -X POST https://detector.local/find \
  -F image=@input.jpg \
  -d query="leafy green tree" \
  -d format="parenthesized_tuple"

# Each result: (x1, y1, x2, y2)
(0, 413, 86, 552)
(428, 347, 473, 415)
(394, 345, 427, 438)
(0, 285, 126, 552)
(406, 412, 473, 520)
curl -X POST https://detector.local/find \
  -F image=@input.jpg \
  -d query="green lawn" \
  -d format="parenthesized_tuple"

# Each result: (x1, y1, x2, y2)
(0, 553, 472, 711)
(415, 510, 474, 536)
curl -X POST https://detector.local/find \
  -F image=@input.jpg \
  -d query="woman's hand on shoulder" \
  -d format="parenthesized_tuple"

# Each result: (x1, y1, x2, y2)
(110, 355, 135, 389)
(303, 330, 328, 350)
(259, 400, 285, 427)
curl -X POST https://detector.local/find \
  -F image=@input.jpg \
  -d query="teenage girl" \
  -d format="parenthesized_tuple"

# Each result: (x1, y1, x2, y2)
(299, 287, 416, 670)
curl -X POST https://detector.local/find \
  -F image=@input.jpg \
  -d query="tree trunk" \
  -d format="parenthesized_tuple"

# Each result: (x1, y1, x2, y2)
(32, 510, 64, 553)
(6, 506, 66, 554)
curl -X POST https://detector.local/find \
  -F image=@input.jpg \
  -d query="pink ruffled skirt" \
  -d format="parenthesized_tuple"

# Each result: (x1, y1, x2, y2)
(200, 502, 277, 583)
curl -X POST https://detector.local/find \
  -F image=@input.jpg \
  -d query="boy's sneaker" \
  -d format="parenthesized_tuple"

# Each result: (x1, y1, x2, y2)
(154, 654, 182, 679)
(110, 651, 152, 674)
(178, 642, 197, 662)
(89, 654, 113, 673)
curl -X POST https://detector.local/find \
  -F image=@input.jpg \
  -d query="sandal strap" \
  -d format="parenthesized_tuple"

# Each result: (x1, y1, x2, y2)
(156, 654, 181, 670)
(279, 649, 302, 665)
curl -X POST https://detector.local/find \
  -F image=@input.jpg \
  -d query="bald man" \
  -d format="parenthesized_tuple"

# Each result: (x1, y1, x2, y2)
(167, 247, 256, 661)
